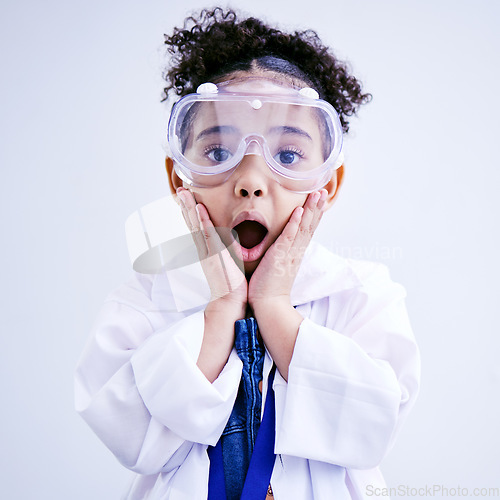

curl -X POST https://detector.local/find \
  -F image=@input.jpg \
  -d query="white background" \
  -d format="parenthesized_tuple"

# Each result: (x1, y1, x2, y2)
(1, 0, 499, 498)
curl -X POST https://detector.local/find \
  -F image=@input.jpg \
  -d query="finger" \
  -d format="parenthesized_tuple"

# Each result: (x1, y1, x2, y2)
(177, 189, 209, 257)
(225, 239, 245, 273)
(296, 191, 321, 238)
(175, 188, 191, 228)
(309, 189, 328, 231)
(195, 204, 226, 256)
(275, 206, 303, 250)
(178, 188, 201, 233)
(317, 188, 328, 211)
(300, 191, 321, 230)
(183, 191, 201, 233)
(194, 203, 244, 268)
(176, 188, 193, 227)
(291, 191, 325, 251)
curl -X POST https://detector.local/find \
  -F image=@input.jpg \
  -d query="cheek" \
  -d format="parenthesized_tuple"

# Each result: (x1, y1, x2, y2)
(280, 194, 308, 215)
(272, 194, 307, 232)
(188, 187, 213, 206)
(189, 188, 227, 224)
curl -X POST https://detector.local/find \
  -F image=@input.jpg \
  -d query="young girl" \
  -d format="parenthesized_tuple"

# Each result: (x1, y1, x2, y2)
(75, 8, 420, 499)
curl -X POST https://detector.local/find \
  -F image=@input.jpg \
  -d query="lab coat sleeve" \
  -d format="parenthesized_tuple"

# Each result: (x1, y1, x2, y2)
(273, 263, 420, 470)
(75, 277, 242, 475)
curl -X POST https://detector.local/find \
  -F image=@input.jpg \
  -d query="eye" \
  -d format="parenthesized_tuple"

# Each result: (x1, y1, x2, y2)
(205, 145, 233, 163)
(274, 148, 304, 166)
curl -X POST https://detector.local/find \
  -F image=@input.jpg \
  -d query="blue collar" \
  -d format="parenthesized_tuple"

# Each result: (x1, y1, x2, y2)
(208, 365, 276, 500)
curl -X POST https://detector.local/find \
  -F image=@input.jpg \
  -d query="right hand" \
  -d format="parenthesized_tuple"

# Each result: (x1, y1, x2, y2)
(176, 188, 248, 313)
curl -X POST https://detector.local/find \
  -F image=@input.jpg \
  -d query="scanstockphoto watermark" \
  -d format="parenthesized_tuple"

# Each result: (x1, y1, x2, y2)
(328, 242, 404, 261)
(366, 484, 500, 497)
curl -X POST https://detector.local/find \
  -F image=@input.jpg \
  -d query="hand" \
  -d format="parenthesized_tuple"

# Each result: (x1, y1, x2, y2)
(176, 187, 247, 314)
(177, 188, 248, 382)
(248, 189, 328, 310)
(247, 190, 328, 380)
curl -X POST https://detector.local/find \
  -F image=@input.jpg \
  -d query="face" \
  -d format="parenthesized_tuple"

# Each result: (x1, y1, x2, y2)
(169, 75, 339, 275)
(189, 152, 308, 274)
(183, 100, 326, 192)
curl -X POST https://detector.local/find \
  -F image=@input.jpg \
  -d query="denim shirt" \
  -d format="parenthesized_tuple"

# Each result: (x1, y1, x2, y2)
(221, 317, 266, 500)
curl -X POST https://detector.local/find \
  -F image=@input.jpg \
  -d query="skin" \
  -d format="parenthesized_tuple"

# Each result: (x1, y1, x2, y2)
(166, 75, 344, 382)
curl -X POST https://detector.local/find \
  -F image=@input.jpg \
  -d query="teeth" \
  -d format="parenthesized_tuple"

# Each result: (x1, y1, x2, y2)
(233, 221, 268, 249)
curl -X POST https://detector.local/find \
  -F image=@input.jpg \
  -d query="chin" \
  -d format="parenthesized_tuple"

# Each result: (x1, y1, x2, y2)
(243, 259, 261, 277)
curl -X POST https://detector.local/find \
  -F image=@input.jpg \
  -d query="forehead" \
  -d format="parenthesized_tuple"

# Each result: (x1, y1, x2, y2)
(189, 102, 323, 147)
(192, 100, 318, 125)
(215, 66, 312, 92)
(176, 76, 330, 149)
(190, 80, 322, 136)
(220, 77, 298, 95)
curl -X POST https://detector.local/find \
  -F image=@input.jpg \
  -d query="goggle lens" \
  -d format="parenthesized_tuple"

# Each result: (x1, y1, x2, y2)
(168, 83, 343, 193)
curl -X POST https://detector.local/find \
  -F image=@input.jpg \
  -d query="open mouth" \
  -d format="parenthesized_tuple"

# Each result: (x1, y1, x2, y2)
(232, 220, 268, 249)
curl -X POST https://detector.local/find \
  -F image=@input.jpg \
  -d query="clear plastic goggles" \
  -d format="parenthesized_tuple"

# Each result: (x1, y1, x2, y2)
(167, 79, 344, 193)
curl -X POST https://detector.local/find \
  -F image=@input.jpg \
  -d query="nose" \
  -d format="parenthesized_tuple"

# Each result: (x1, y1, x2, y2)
(233, 153, 271, 198)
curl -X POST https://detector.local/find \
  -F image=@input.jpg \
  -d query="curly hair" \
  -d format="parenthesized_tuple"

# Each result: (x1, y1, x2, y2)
(163, 8, 371, 133)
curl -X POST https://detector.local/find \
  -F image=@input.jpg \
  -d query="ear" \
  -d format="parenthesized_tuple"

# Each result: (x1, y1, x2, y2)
(322, 164, 345, 210)
(165, 157, 184, 195)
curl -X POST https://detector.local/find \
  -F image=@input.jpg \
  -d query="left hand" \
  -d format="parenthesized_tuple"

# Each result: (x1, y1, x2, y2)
(248, 189, 328, 310)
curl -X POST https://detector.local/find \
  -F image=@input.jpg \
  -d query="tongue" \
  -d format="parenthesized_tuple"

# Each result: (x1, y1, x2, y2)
(233, 221, 267, 249)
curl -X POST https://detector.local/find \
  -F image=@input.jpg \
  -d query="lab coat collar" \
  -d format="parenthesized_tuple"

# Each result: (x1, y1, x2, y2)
(291, 241, 362, 306)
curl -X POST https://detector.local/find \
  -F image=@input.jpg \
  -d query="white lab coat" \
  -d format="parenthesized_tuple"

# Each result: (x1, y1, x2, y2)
(75, 241, 420, 499)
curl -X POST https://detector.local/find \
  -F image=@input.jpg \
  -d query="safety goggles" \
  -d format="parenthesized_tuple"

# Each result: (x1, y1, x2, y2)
(167, 79, 344, 193)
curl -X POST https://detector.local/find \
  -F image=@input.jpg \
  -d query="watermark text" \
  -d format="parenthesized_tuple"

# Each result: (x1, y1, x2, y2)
(366, 485, 500, 497)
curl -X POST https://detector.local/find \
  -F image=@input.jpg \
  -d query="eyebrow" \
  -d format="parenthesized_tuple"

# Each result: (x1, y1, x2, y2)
(269, 126, 313, 140)
(195, 125, 240, 141)
(195, 124, 313, 141)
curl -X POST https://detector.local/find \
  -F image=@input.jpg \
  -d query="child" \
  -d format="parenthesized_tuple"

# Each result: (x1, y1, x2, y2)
(75, 8, 420, 500)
